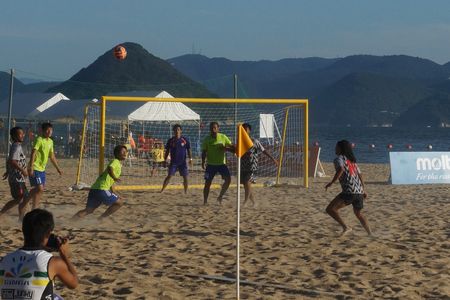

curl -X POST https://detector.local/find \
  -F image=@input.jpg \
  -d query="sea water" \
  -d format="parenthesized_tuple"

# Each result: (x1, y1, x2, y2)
(311, 126, 450, 163)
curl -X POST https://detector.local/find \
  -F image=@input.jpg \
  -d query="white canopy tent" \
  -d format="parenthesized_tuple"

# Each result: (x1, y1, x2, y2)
(128, 100, 200, 122)
(35, 99, 98, 121)
(0, 92, 70, 118)
(106, 91, 200, 122)
(34, 90, 200, 122)
(105, 91, 201, 155)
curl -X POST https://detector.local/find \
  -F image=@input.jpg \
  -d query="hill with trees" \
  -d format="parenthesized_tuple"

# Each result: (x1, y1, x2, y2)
(169, 54, 450, 126)
(47, 42, 215, 99)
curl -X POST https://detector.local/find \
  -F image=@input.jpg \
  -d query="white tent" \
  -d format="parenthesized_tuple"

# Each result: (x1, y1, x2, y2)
(0, 92, 70, 118)
(107, 91, 200, 122)
(35, 99, 98, 121)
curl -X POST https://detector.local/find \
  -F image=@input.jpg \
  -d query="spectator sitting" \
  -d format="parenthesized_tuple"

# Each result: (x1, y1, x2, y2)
(0, 209, 78, 299)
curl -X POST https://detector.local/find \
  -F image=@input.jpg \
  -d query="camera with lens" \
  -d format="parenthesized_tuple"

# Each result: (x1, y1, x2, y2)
(46, 234, 62, 252)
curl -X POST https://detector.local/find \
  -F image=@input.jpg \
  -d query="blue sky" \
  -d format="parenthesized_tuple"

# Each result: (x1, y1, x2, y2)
(1, 0, 450, 80)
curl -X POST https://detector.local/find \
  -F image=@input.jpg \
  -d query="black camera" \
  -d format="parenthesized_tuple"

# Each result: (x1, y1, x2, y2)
(46, 234, 61, 252)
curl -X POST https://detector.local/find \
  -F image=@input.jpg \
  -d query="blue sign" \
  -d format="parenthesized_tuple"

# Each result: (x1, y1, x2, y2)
(389, 152, 450, 184)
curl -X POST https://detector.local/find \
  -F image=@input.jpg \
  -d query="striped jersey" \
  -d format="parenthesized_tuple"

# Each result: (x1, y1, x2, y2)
(241, 139, 265, 172)
(334, 155, 364, 194)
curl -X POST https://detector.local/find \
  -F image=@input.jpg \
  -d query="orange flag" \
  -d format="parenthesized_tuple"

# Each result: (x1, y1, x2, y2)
(235, 125, 254, 158)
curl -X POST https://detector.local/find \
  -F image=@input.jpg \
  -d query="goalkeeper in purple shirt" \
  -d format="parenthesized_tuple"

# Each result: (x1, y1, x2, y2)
(161, 124, 193, 193)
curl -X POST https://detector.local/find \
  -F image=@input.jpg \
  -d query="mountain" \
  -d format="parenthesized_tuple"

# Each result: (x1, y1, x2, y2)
(21, 81, 60, 93)
(429, 78, 450, 94)
(318, 55, 448, 83)
(168, 54, 337, 80)
(169, 54, 449, 98)
(168, 54, 338, 97)
(252, 55, 450, 100)
(312, 72, 433, 126)
(48, 42, 215, 99)
(0, 72, 26, 100)
(169, 54, 450, 126)
(393, 92, 450, 127)
(443, 61, 450, 73)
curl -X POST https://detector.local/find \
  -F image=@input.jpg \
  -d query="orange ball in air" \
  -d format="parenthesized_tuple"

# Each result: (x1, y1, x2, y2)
(114, 45, 127, 60)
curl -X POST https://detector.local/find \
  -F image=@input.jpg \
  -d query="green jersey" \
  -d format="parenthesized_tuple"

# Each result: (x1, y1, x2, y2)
(32, 136, 54, 172)
(201, 133, 232, 165)
(91, 159, 122, 190)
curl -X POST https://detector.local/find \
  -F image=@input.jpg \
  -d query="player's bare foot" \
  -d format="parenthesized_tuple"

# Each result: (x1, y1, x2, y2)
(340, 227, 352, 236)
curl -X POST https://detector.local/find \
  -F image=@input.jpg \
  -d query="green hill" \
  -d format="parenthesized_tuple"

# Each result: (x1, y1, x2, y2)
(312, 72, 433, 126)
(393, 92, 450, 128)
(20, 81, 60, 93)
(0, 72, 25, 100)
(47, 42, 215, 99)
(169, 54, 450, 99)
(168, 54, 337, 97)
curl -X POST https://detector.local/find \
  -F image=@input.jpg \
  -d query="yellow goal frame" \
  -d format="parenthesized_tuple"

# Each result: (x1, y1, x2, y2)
(92, 96, 309, 189)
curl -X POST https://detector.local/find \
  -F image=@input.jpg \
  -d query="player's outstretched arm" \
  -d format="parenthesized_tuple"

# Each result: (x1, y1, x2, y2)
(325, 167, 344, 190)
(50, 151, 62, 175)
(263, 150, 278, 166)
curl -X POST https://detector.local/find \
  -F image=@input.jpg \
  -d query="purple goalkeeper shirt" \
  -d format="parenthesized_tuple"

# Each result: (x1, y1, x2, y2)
(165, 136, 190, 165)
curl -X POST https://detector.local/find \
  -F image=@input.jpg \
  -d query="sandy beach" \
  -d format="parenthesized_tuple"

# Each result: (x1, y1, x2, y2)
(0, 159, 449, 299)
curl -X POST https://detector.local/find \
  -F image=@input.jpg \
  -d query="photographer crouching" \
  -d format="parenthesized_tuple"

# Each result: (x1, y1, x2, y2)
(0, 209, 78, 299)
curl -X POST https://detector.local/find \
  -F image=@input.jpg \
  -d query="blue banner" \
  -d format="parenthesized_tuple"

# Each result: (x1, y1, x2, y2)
(389, 152, 450, 184)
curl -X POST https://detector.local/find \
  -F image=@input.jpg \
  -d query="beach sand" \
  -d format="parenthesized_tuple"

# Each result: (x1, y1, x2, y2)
(0, 159, 449, 299)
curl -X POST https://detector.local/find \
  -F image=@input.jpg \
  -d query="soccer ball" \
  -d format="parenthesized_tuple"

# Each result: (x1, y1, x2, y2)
(113, 45, 127, 60)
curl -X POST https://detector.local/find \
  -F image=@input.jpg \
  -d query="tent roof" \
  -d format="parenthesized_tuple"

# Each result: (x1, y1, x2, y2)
(35, 99, 98, 121)
(0, 92, 69, 118)
(106, 91, 200, 121)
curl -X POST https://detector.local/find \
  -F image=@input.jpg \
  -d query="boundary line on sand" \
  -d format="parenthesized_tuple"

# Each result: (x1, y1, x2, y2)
(185, 274, 352, 298)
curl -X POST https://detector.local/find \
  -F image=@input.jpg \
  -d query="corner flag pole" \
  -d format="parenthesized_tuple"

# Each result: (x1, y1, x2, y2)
(235, 125, 253, 300)
(6, 69, 14, 155)
(236, 154, 241, 300)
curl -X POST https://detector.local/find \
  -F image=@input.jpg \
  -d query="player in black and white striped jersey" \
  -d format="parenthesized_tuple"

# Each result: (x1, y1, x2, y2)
(325, 140, 371, 236)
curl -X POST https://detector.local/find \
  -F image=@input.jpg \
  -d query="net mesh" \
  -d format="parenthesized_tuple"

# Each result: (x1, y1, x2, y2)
(77, 100, 306, 189)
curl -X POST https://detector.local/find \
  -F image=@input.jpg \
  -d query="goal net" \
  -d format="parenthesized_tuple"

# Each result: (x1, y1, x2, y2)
(76, 97, 308, 190)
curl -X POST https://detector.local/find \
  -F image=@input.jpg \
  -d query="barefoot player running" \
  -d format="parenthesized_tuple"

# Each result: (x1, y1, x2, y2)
(325, 140, 371, 236)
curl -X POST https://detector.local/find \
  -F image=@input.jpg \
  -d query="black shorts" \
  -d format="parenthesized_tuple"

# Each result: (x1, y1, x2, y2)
(240, 171, 254, 184)
(9, 181, 29, 200)
(339, 192, 364, 210)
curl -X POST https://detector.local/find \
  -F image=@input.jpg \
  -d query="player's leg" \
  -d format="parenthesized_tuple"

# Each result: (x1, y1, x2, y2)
(353, 201, 371, 235)
(72, 206, 96, 219)
(31, 185, 45, 209)
(0, 182, 24, 216)
(18, 185, 31, 221)
(0, 199, 21, 217)
(244, 182, 255, 207)
(241, 172, 254, 207)
(72, 190, 101, 219)
(161, 175, 172, 192)
(217, 165, 231, 204)
(180, 163, 189, 194)
(326, 194, 351, 235)
(203, 180, 213, 205)
(203, 166, 216, 205)
(161, 164, 178, 192)
(99, 192, 123, 219)
(150, 160, 157, 177)
(29, 171, 45, 209)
